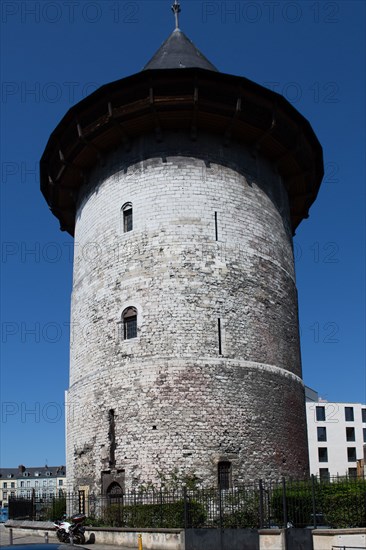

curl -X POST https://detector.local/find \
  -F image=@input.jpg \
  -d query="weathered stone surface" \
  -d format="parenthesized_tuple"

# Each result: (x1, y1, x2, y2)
(66, 133, 308, 493)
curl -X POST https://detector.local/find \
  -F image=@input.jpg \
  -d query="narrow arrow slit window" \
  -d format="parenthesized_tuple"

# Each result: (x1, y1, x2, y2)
(122, 202, 133, 233)
(123, 307, 137, 340)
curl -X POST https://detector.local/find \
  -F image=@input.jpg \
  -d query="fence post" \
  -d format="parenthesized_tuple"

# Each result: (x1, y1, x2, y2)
(9, 528, 13, 545)
(44, 532, 49, 544)
(31, 488, 35, 520)
(183, 486, 188, 529)
(259, 479, 264, 529)
(282, 477, 288, 528)
(218, 485, 223, 530)
(160, 488, 163, 528)
(311, 474, 317, 529)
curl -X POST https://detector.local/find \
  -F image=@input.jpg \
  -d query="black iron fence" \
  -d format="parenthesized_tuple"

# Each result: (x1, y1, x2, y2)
(9, 476, 366, 530)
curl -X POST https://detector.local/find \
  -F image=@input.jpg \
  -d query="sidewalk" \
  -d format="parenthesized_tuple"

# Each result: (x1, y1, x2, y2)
(0, 525, 132, 550)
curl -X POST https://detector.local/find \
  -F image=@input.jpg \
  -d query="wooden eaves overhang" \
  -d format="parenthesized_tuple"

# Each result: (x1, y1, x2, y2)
(40, 67, 324, 236)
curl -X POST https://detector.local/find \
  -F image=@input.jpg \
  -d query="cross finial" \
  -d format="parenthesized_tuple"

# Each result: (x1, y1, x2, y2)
(171, 0, 181, 30)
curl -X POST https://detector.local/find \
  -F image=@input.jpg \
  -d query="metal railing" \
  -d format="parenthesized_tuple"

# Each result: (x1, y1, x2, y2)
(8, 475, 366, 530)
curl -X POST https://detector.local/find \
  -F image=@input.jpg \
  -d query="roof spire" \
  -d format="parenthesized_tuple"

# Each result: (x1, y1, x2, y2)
(171, 0, 181, 30)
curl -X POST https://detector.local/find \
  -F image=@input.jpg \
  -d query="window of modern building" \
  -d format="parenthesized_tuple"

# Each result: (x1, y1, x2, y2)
(319, 468, 329, 481)
(122, 203, 133, 233)
(345, 406, 354, 421)
(347, 447, 356, 462)
(318, 448, 328, 462)
(316, 406, 326, 421)
(122, 307, 137, 340)
(317, 427, 327, 442)
(346, 427, 355, 442)
(318, 447, 328, 462)
(348, 468, 357, 478)
(362, 409, 366, 423)
(218, 461, 232, 489)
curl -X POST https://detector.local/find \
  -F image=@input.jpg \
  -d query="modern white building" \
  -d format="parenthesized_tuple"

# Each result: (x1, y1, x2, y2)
(305, 387, 366, 478)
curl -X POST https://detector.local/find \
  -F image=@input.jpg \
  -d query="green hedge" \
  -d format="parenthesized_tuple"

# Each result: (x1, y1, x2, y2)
(271, 478, 366, 528)
(220, 490, 260, 528)
(271, 481, 313, 527)
(101, 499, 206, 528)
(320, 479, 366, 528)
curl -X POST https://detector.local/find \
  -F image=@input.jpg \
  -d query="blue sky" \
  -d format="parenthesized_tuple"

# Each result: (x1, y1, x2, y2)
(1, 0, 365, 468)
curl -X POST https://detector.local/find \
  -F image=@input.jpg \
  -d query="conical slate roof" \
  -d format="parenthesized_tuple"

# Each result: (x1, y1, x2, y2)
(40, 15, 324, 236)
(143, 28, 218, 72)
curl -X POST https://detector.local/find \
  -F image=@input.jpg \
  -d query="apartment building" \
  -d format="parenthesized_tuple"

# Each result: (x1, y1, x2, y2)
(0, 465, 66, 507)
(306, 387, 366, 478)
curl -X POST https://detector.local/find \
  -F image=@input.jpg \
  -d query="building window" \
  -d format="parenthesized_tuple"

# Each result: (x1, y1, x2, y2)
(362, 409, 366, 423)
(122, 203, 133, 233)
(3, 483, 7, 489)
(20, 481, 24, 488)
(347, 447, 356, 462)
(59, 480, 63, 486)
(318, 448, 328, 462)
(316, 406, 326, 421)
(363, 428, 366, 443)
(317, 427, 327, 442)
(319, 468, 329, 481)
(11, 482, 15, 488)
(348, 468, 357, 479)
(218, 461, 232, 489)
(3, 492, 7, 500)
(346, 427, 355, 442)
(345, 407, 354, 421)
(122, 307, 137, 340)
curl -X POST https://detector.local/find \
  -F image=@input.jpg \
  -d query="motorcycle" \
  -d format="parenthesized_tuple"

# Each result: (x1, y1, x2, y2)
(54, 513, 86, 544)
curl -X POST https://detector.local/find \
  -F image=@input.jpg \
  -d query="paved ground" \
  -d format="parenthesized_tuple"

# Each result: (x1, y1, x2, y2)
(0, 525, 132, 550)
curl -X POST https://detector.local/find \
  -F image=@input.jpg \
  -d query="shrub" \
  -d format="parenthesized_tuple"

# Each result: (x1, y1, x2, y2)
(271, 481, 314, 528)
(321, 479, 366, 528)
(100, 499, 206, 528)
(270, 478, 366, 528)
(220, 490, 260, 528)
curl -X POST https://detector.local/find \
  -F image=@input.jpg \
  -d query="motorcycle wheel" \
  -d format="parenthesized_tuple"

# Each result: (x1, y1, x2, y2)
(73, 533, 86, 545)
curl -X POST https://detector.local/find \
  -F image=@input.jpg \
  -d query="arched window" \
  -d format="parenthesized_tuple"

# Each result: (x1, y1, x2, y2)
(122, 307, 137, 340)
(122, 202, 133, 233)
(218, 461, 232, 489)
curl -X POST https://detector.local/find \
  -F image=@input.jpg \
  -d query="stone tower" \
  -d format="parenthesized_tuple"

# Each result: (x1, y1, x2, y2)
(40, 6, 323, 494)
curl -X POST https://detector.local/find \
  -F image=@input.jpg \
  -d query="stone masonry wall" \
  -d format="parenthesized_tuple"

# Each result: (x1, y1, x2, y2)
(66, 133, 308, 493)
